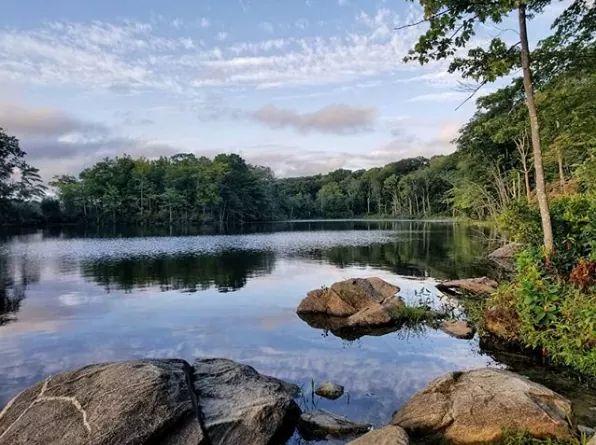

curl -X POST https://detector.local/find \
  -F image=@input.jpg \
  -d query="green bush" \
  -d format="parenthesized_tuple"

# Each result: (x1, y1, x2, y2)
(496, 430, 588, 445)
(498, 193, 596, 273)
(503, 248, 596, 376)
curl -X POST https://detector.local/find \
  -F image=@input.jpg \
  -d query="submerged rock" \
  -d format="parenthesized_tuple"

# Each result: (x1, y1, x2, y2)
(347, 425, 409, 445)
(297, 277, 405, 336)
(315, 381, 344, 400)
(392, 368, 575, 444)
(436, 276, 498, 297)
(0, 358, 300, 445)
(440, 319, 475, 339)
(298, 409, 371, 440)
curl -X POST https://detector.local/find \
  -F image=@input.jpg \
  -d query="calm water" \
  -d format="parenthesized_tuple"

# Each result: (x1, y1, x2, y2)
(0, 220, 594, 440)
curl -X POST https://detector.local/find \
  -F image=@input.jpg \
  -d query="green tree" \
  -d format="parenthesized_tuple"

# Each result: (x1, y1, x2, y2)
(402, 0, 571, 254)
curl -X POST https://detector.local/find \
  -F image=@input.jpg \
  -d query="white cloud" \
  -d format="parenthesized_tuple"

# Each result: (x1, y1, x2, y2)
(198, 17, 210, 28)
(0, 8, 441, 93)
(259, 21, 275, 33)
(251, 104, 377, 134)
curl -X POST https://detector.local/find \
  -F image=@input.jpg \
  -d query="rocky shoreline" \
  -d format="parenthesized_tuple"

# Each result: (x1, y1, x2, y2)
(1, 274, 593, 444)
(0, 358, 590, 444)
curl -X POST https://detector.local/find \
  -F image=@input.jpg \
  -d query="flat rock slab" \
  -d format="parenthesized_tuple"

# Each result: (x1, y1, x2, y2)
(488, 242, 520, 259)
(440, 319, 475, 339)
(436, 277, 497, 297)
(315, 382, 344, 400)
(392, 368, 575, 444)
(347, 425, 409, 445)
(0, 358, 300, 445)
(298, 410, 371, 440)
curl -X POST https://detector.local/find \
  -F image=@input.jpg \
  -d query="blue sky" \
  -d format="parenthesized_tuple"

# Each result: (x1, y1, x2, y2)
(0, 0, 569, 180)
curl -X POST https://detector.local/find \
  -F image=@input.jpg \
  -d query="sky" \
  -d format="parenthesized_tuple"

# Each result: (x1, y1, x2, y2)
(0, 0, 569, 181)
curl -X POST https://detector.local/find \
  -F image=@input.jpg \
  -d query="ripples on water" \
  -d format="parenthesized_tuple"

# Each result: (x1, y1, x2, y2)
(0, 221, 593, 440)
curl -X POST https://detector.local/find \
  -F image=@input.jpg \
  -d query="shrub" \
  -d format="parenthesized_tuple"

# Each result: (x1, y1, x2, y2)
(496, 430, 586, 445)
(496, 248, 596, 376)
(498, 193, 595, 274)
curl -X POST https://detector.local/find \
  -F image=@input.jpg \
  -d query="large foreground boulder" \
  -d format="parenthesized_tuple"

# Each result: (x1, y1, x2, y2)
(0, 358, 300, 445)
(436, 277, 498, 297)
(392, 368, 575, 444)
(192, 358, 300, 445)
(297, 277, 404, 336)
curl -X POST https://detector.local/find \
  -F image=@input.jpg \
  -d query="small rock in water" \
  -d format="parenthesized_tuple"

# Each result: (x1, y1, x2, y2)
(315, 381, 344, 400)
(347, 425, 409, 445)
(298, 409, 371, 440)
(436, 276, 497, 296)
(440, 319, 475, 339)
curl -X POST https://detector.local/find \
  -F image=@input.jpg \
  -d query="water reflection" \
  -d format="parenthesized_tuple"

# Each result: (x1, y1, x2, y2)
(0, 251, 38, 326)
(0, 221, 592, 438)
(81, 250, 276, 293)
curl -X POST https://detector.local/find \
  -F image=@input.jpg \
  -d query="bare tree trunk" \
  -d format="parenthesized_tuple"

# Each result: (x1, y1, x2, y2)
(519, 3, 554, 255)
(515, 132, 532, 202)
(557, 148, 565, 191)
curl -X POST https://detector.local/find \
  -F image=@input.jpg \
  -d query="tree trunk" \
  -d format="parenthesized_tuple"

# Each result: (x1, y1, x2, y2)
(557, 148, 565, 191)
(518, 3, 554, 255)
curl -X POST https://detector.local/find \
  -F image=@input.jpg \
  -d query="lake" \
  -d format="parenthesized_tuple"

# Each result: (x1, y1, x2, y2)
(0, 220, 594, 441)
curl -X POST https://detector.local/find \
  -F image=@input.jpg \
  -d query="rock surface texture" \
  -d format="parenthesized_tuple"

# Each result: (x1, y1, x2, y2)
(0, 358, 300, 445)
(436, 276, 498, 296)
(315, 382, 344, 400)
(488, 242, 520, 260)
(483, 305, 521, 341)
(347, 425, 409, 445)
(392, 368, 575, 444)
(297, 277, 404, 336)
(298, 409, 371, 440)
(440, 319, 475, 339)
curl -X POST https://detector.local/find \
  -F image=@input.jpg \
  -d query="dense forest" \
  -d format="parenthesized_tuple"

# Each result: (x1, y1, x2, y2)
(0, 0, 593, 229)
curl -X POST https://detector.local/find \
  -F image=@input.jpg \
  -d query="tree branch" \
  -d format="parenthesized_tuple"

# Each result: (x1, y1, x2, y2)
(394, 8, 452, 30)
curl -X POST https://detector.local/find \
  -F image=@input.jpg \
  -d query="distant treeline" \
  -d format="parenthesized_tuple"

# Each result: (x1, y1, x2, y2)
(38, 153, 453, 225)
(0, 0, 593, 227)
